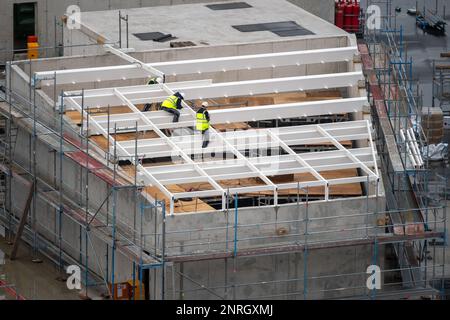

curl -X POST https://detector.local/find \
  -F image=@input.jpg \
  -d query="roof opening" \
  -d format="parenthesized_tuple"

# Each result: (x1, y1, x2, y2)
(232, 21, 314, 37)
(206, 2, 252, 10)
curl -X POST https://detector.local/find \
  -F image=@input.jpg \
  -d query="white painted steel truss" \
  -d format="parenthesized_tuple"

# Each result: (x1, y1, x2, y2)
(35, 46, 357, 86)
(62, 72, 364, 110)
(48, 44, 377, 214)
(83, 97, 368, 133)
(68, 83, 379, 214)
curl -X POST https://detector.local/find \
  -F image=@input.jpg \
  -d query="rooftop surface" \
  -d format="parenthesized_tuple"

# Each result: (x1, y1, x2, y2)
(77, 0, 347, 50)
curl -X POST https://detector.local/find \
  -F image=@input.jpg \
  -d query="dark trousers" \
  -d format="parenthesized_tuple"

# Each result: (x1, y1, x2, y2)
(201, 129, 210, 148)
(161, 107, 180, 122)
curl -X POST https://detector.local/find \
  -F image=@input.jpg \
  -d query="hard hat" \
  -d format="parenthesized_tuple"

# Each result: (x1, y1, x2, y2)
(201, 101, 209, 108)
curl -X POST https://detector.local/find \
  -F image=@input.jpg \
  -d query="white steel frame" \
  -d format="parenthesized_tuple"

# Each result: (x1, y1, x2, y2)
(62, 72, 363, 110)
(35, 46, 357, 86)
(82, 97, 368, 133)
(132, 120, 379, 200)
(46, 44, 378, 214)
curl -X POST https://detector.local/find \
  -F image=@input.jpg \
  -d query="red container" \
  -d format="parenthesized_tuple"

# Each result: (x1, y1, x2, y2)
(335, 0, 344, 29)
(27, 35, 38, 43)
(344, 0, 353, 31)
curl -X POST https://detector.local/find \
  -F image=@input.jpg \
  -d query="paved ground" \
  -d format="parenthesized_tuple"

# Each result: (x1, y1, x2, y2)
(0, 237, 80, 300)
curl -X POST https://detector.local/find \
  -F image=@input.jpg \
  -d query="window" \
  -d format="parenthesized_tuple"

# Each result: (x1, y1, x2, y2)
(13, 2, 36, 51)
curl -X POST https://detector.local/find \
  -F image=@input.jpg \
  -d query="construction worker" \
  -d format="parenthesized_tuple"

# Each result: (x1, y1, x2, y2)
(143, 77, 162, 112)
(196, 101, 210, 148)
(146, 76, 162, 85)
(161, 92, 184, 122)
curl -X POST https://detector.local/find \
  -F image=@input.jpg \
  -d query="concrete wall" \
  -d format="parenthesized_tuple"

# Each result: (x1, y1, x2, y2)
(288, 0, 335, 24)
(0, 0, 336, 65)
(162, 195, 385, 257)
(169, 244, 385, 299)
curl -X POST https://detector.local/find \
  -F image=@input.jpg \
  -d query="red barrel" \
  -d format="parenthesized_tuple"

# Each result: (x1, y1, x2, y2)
(344, 0, 353, 32)
(335, 0, 344, 29)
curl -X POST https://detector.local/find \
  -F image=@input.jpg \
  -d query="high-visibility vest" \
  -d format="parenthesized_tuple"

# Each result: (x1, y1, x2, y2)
(146, 77, 157, 85)
(196, 110, 209, 131)
(161, 95, 179, 110)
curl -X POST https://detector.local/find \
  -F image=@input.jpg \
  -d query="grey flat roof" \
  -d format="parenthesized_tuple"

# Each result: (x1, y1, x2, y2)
(78, 0, 347, 50)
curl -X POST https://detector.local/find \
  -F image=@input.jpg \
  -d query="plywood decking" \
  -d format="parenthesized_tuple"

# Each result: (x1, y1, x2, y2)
(120, 164, 215, 213)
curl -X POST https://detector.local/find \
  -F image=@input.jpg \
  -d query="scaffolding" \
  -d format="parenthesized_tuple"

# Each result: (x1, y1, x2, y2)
(0, 16, 447, 300)
(364, 0, 448, 296)
(433, 60, 450, 114)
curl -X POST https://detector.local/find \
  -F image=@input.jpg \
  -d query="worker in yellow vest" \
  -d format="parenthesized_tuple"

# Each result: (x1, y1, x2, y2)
(146, 76, 162, 85)
(143, 77, 162, 112)
(161, 92, 184, 122)
(196, 101, 210, 148)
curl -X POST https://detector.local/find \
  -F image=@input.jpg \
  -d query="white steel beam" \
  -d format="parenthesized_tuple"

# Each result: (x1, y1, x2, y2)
(276, 176, 376, 192)
(114, 121, 371, 159)
(209, 97, 367, 123)
(152, 46, 357, 76)
(277, 180, 328, 191)
(35, 46, 357, 85)
(134, 72, 363, 104)
(227, 185, 275, 195)
(172, 185, 276, 200)
(157, 158, 376, 187)
(88, 97, 368, 133)
(173, 189, 224, 199)
(60, 80, 212, 110)
(103, 44, 164, 78)
(67, 72, 363, 109)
